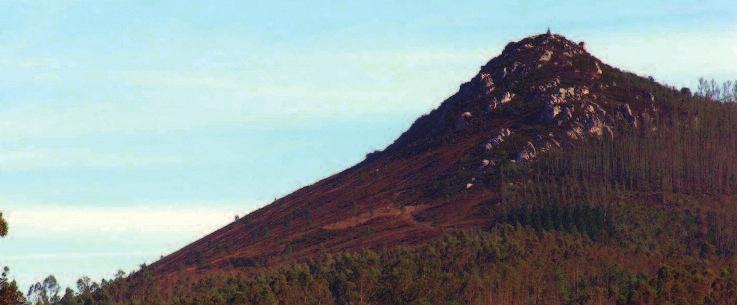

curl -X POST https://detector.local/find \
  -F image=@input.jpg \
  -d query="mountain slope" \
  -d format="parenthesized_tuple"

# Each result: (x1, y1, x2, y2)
(149, 33, 684, 279)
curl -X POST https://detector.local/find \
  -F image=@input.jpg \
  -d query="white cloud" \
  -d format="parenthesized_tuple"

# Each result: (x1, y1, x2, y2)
(587, 28, 737, 88)
(0, 84, 408, 141)
(341, 48, 492, 67)
(1, 200, 265, 291)
(0, 46, 488, 141)
(0, 57, 68, 70)
(108, 70, 403, 103)
(4, 201, 260, 236)
(2, 251, 160, 262)
(0, 148, 182, 171)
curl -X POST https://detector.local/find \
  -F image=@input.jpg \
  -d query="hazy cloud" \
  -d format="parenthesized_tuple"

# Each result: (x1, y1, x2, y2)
(587, 28, 737, 88)
(4, 201, 260, 236)
(0, 148, 182, 171)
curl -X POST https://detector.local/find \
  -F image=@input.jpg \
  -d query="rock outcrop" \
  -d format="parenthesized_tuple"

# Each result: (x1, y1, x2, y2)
(413, 33, 662, 167)
(482, 128, 512, 151)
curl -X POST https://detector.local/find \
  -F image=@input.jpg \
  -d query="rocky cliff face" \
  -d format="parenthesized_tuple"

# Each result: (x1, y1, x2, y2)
(148, 33, 679, 281)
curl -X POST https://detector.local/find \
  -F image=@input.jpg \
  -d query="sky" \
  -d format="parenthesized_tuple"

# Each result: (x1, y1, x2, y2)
(1, 0, 736, 292)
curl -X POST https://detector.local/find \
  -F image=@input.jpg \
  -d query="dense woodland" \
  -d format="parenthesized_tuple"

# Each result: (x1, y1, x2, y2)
(3, 79, 737, 305)
(29, 228, 737, 305)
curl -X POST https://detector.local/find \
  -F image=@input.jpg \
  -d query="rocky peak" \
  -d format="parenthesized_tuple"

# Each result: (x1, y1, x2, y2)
(387, 32, 660, 171)
(461, 33, 602, 102)
(500, 33, 586, 57)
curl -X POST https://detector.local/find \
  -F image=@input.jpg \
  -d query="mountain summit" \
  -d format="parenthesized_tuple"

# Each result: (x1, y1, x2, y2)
(388, 33, 647, 161)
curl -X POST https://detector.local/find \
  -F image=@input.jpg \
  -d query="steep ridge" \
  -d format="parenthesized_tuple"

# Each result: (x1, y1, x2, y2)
(149, 33, 677, 280)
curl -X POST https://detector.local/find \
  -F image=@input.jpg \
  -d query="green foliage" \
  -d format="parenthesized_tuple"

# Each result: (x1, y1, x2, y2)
(0, 213, 24, 305)
(52, 228, 737, 305)
(0, 267, 25, 305)
(0, 212, 7, 238)
(489, 92, 737, 256)
(498, 204, 613, 240)
(697, 78, 737, 102)
(27, 275, 61, 305)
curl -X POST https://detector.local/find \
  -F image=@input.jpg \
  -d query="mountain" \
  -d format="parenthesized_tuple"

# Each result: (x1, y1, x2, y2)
(65, 33, 737, 304)
(150, 33, 658, 277)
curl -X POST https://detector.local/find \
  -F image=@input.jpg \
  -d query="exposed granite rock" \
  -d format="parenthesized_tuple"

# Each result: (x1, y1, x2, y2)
(515, 141, 537, 162)
(539, 104, 561, 123)
(539, 50, 553, 63)
(558, 105, 574, 125)
(488, 92, 514, 112)
(618, 103, 638, 127)
(455, 112, 473, 129)
(594, 62, 603, 76)
(482, 128, 512, 151)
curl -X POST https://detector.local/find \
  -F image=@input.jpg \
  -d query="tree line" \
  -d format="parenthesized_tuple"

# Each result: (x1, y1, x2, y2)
(39, 227, 737, 305)
(696, 78, 737, 103)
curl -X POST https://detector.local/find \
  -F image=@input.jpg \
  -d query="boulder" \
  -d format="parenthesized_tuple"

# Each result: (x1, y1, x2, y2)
(539, 50, 553, 63)
(539, 104, 561, 123)
(534, 77, 561, 94)
(482, 128, 512, 151)
(489, 92, 514, 111)
(487, 102, 499, 112)
(477, 72, 495, 95)
(509, 61, 530, 78)
(557, 105, 574, 125)
(603, 125, 614, 140)
(494, 67, 508, 81)
(514, 141, 537, 162)
(618, 103, 638, 127)
(480, 159, 496, 169)
(582, 112, 605, 136)
(501, 92, 514, 104)
(565, 125, 584, 140)
(548, 137, 562, 148)
(455, 112, 473, 129)
(644, 92, 655, 102)
(490, 131, 509, 145)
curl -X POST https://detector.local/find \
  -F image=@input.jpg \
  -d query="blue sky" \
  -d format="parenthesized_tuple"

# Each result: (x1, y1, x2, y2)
(1, 0, 736, 292)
